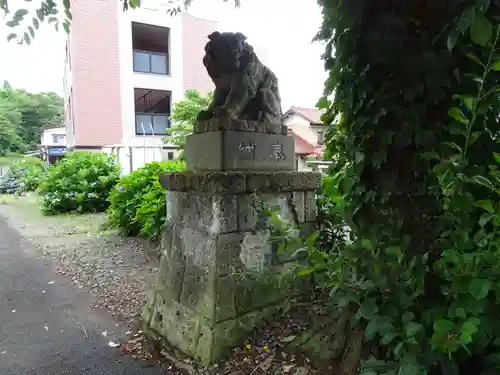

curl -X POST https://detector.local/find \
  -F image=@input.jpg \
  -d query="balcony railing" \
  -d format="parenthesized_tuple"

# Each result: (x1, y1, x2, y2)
(135, 113, 170, 135)
(133, 50, 168, 75)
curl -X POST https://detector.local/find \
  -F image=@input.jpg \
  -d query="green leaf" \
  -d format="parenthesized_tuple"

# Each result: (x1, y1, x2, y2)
(36, 8, 45, 21)
(65, 9, 72, 21)
(6, 20, 18, 27)
(494, 153, 500, 164)
(62, 22, 70, 34)
(475, 199, 495, 213)
(472, 175, 494, 190)
(491, 60, 500, 71)
(385, 246, 403, 259)
(32, 17, 40, 29)
(358, 298, 378, 319)
(458, 7, 475, 32)
(434, 319, 455, 333)
(460, 317, 480, 344)
(365, 317, 394, 340)
(23, 32, 31, 45)
(361, 238, 373, 250)
(129, 0, 141, 8)
(399, 363, 421, 375)
(468, 278, 491, 300)
(466, 53, 484, 65)
(381, 332, 399, 345)
(48, 16, 58, 24)
(309, 249, 328, 265)
(476, 0, 491, 11)
(405, 322, 423, 337)
(402, 312, 415, 325)
(316, 96, 330, 110)
(13, 8, 29, 20)
(471, 12, 493, 46)
(479, 214, 493, 227)
(6, 33, 17, 42)
(28, 26, 35, 39)
(421, 151, 440, 161)
(448, 107, 469, 125)
(453, 94, 477, 110)
(447, 28, 460, 51)
(393, 341, 405, 357)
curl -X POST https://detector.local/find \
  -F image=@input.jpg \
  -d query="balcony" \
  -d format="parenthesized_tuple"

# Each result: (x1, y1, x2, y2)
(133, 50, 168, 75)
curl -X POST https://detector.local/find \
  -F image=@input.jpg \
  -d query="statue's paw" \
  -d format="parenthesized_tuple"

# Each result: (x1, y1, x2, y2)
(214, 108, 233, 119)
(196, 110, 213, 121)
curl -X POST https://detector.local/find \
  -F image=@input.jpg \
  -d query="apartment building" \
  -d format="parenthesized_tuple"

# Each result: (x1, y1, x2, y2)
(63, 0, 217, 153)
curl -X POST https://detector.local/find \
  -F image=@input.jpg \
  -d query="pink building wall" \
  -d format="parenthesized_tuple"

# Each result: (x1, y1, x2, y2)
(181, 14, 216, 95)
(65, 6, 217, 148)
(69, 0, 123, 147)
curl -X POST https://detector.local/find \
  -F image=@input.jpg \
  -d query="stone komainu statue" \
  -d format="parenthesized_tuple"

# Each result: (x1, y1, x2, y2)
(197, 31, 283, 124)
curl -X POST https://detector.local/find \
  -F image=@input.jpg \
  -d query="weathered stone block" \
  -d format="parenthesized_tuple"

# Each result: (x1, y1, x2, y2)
(149, 300, 201, 355)
(304, 191, 317, 222)
(215, 232, 246, 275)
(179, 263, 211, 313)
(195, 306, 279, 364)
(160, 171, 247, 194)
(291, 191, 306, 223)
(246, 171, 322, 193)
(185, 131, 295, 171)
(159, 171, 322, 194)
(237, 193, 294, 232)
(157, 258, 185, 302)
(213, 195, 238, 233)
(237, 195, 259, 231)
(229, 265, 313, 315)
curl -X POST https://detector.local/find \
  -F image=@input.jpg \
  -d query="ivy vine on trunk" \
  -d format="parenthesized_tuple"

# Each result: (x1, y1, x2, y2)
(308, 0, 500, 374)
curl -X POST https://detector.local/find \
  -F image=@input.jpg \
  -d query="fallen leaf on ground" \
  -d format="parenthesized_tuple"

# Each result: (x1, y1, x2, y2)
(108, 341, 120, 348)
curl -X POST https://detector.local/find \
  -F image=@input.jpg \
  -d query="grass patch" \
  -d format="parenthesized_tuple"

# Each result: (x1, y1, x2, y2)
(0, 153, 24, 166)
(0, 193, 108, 237)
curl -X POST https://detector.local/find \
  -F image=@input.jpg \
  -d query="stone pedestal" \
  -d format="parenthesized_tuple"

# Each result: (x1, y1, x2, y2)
(142, 119, 321, 365)
(184, 131, 295, 171)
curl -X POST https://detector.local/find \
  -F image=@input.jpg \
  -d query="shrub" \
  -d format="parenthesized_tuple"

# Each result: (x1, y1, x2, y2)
(107, 160, 185, 241)
(316, 175, 352, 252)
(0, 157, 46, 195)
(40, 151, 120, 215)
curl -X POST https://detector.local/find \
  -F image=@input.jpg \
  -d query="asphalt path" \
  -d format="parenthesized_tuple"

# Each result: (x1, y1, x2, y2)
(0, 216, 164, 375)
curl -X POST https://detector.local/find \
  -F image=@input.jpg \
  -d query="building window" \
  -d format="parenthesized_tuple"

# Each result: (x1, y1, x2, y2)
(167, 152, 174, 160)
(133, 51, 168, 75)
(135, 113, 170, 135)
(317, 130, 324, 145)
(52, 134, 66, 144)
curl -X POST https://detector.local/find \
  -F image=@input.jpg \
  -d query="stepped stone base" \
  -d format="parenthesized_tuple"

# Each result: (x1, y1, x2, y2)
(141, 171, 321, 365)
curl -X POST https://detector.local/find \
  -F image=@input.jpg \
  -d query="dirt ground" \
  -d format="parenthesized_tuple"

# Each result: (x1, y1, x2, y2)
(0, 193, 159, 328)
(0, 193, 331, 375)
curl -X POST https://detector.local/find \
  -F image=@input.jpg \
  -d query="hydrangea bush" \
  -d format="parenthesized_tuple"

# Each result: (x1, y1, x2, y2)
(107, 160, 185, 242)
(0, 157, 46, 195)
(40, 151, 120, 215)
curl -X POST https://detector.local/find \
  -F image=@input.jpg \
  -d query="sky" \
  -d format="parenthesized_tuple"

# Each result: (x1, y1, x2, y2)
(0, 0, 327, 110)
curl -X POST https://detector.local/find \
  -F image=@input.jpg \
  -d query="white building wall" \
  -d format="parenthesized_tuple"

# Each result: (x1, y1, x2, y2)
(41, 127, 67, 147)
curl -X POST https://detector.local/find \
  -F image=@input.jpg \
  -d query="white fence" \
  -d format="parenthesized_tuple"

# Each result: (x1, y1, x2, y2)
(103, 145, 178, 175)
